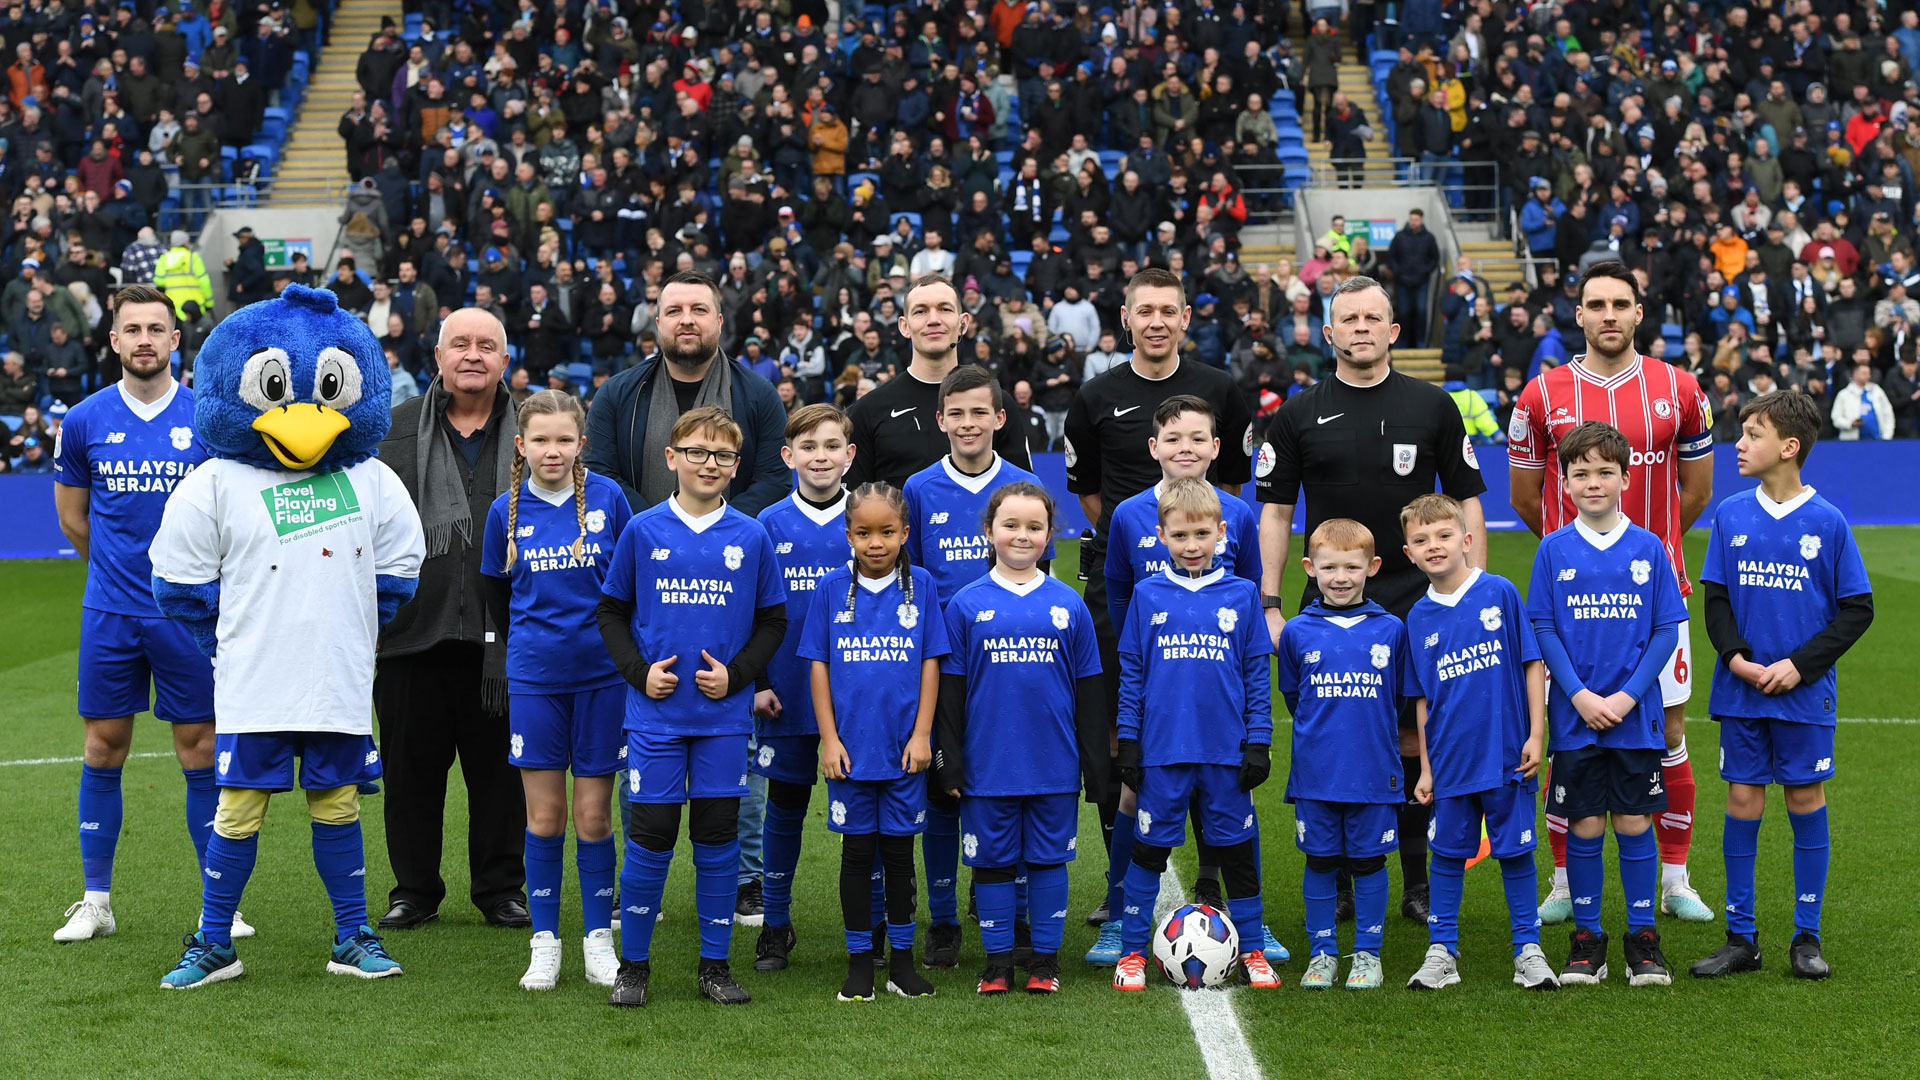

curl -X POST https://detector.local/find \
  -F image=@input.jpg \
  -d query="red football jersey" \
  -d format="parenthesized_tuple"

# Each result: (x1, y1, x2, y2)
(1509, 355, 1713, 594)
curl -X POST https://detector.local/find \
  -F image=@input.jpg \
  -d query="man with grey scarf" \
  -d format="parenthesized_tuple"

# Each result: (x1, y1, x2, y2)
(585, 270, 790, 927)
(373, 307, 531, 931)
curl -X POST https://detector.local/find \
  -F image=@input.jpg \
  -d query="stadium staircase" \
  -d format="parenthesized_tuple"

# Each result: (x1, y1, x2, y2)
(1289, 28, 1395, 188)
(270, 0, 390, 204)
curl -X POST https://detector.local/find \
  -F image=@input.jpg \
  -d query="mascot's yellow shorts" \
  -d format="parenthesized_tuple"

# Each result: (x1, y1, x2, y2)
(213, 786, 358, 839)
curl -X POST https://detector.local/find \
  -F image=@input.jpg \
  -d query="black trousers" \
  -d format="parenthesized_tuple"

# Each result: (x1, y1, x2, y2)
(373, 641, 526, 911)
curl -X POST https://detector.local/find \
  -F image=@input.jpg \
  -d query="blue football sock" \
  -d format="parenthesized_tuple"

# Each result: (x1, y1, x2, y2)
(977, 876, 1016, 956)
(577, 836, 615, 934)
(887, 920, 917, 952)
(1566, 832, 1605, 933)
(524, 830, 564, 936)
(1014, 863, 1030, 924)
(78, 764, 123, 893)
(1027, 863, 1068, 954)
(1227, 890, 1265, 954)
(922, 806, 960, 926)
(199, 831, 257, 947)
(1428, 854, 1466, 951)
(1723, 814, 1762, 940)
(1120, 859, 1162, 954)
(1789, 806, 1829, 938)
(311, 820, 368, 942)
(1353, 867, 1388, 954)
(182, 767, 216, 868)
(843, 926, 871, 955)
(1618, 828, 1657, 931)
(618, 840, 673, 962)
(1105, 808, 1136, 917)
(1303, 866, 1338, 956)
(692, 840, 738, 961)
(761, 801, 805, 928)
(1499, 854, 1541, 952)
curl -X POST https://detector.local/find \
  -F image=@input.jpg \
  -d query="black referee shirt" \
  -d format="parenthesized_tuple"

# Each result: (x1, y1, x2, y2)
(844, 368, 1033, 489)
(1257, 370, 1487, 614)
(1064, 359, 1255, 535)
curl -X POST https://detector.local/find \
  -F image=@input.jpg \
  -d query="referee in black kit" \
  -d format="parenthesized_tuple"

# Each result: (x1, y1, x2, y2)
(1064, 266, 1255, 921)
(1255, 275, 1488, 922)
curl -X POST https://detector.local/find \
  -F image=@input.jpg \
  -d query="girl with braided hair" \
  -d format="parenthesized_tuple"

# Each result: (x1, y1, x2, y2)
(797, 482, 950, 1002)
(480, 389, 633, 991)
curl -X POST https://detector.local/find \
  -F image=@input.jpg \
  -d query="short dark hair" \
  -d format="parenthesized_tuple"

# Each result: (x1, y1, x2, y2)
(1125, 265, 1186, 303)
(938, 363, 1004, 412)
(1739, 389, 1822, 465)
(113, 283, 174, 324)
(1152, 393, 1215, 434)
(1556, 420, 1631, 474)
(662, 268, 723, 306)
(1576, 260, 1642, 306)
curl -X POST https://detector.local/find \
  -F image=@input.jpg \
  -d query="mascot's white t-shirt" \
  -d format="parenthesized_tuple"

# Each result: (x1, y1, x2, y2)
(151, 457, 425, 735)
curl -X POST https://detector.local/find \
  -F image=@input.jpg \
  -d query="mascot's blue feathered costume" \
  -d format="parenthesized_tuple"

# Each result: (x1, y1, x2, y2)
(149, 284, 426, 988)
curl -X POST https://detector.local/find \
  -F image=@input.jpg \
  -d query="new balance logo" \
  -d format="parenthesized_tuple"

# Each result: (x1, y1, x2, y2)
(532, 889, 553, 897)
(1138, 535, 1157, 548)
(1520, 829, 1533, 844)
(1557, 568, 1577, 581)
(1424, 633, 1439, 648)
(1815, 757, 1832, 772)
(1380, 829, 1396, 844)
(1051, 910, 1068, 919)
(1730, 535, 1748, 547)
(651, 548, 671, 560)
(1365, 924, 1383, 935)
(350, 868, 366, 877)
(1573, 896, 1594, 906)
(517, 526, 536, 538)
(626, 905, 652, 915)
(707, 917, 731, 925)
(1798, 893, 1819, 903)
(206, 868, 222, 879)
(1123, 904, 1140, 916)
(776, 542, 793, 554)
(974, 610, 995, 622)
(929, 512, 949, 524)
(1150, 611, 1167, 625)
(105, 432, 127, 443)
(79, 821, 100, 831)
(1632, 899, 1652, 909)
(1313, 928, 1334, 939)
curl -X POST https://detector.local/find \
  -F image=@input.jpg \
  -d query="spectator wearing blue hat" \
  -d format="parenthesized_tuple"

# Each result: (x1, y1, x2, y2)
(1708, 284, 1757, 344)
(1521, 177, 1563, 256)
(13, 434, 51, 473)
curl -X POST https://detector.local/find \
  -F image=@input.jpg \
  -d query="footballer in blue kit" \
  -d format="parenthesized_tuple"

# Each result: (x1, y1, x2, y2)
(1525, 422, 1688, 987)
(1109, 480, 1280, 992)
(750, 404, 857, 971)
(901, 365, 1054, 967)
(1276, 518, 1417, 990)
(1399, 494, 1558, 991)
(480, 391, 634, 991)
(799, 483, 950, 1001)
(597, 407, 789, 1007)
(935, 482, 1107, 995)
(1692, 393, 1873, 981)
(50, 285, 225, 945)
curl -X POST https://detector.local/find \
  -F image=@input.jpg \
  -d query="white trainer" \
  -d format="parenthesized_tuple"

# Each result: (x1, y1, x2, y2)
(583, 928, 618, 987)
(1345, 950, 1384, 990)
(519, 931, 562, 990)
(1406, 944, 1461, 990)
(202, 909, 257, 939)
(1538, 879, 1573, 924)
(1512, 943, 1560, 990)
(1661, 879, 1715, 922)
(54, 898, 116, 942)
(1299, 952, 1340, 989)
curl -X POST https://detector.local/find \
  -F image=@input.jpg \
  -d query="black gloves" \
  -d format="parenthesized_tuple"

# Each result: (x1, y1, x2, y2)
(1238, 741, 1271, 792)
(1115, 739, 1143, 792)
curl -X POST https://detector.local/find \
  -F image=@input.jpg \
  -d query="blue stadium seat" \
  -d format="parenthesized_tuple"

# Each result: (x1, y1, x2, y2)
(1282, 166, 1312, 188)
(1, 414, 20, 433)
(1279, 146, 1310, 166)
(849, 171, 880, 192)
(1661, 322, 1684, 339)
(890, 211, 922, 232)
(994, 149, 1014, 166)
(1479, 388, 1500, 406)
(1048, 222, 1070, 243)
(1009, 250, 1033, 274)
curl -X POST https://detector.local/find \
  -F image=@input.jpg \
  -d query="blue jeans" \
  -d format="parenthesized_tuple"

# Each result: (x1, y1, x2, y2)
(737, 738, 767, 884)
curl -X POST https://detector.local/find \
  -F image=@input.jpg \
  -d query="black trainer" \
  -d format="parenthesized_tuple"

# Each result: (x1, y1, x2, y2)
(1192, 876, 1226, 911)
(1560, 927, 1609, 985)
(837, 953, 876, 1001)
(697, 960, 752, 1004)
(1624, 927, 1672, 986)
(1789, 932, 1831, 979)
(753, 924, 796, 972)
(924, 922, 961, 968)
(734, 879, 765, 928)
(1690, 932, 1762, 978)
(1400, 884, 1430, 923)
(1085, 897, 1110, 926)
(607, 959, 649, 1007)
(1011, 919, 1034, 967)
(870, 925, 887, 968)
(886, 947, 937, 997)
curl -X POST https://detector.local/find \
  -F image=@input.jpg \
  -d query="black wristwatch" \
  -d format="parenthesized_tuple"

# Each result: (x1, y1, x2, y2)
(1261, 595, 1284, 610)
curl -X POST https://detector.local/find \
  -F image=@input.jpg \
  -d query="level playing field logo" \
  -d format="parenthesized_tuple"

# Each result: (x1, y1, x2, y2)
(259, 471, 362, 540)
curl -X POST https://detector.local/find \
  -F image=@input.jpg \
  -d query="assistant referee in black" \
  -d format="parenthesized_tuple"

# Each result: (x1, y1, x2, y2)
(1064, 266, 1255, 921)
(1255, 275, 1488, 923)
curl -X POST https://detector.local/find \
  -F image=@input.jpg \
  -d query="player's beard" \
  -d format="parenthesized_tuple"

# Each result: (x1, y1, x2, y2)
(120, 346, 170, 382)
(661, 325, 721, 374)
(1584, 320, 1641, 366)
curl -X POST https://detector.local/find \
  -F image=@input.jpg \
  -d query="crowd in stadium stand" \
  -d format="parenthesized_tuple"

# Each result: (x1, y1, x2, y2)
(4, 0, 1920, 475)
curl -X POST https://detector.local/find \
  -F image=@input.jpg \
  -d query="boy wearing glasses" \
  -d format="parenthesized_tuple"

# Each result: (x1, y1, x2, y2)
(598, 406, 790, 1007)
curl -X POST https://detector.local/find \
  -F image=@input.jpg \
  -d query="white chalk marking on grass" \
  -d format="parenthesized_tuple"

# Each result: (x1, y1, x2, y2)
(0, 750, 171, 767)
(1156, 869, 1266, 1080)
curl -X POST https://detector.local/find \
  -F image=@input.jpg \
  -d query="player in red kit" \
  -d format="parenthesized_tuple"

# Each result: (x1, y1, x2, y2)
(1508, 262, 1717, 925)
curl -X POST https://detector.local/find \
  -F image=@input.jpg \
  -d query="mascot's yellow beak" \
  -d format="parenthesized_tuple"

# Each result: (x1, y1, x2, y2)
(253, 403, 351, 470)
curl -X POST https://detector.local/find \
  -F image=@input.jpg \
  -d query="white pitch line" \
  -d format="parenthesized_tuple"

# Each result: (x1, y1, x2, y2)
(0, 750, 172, 768)
(1156, 869, 1266, 1080)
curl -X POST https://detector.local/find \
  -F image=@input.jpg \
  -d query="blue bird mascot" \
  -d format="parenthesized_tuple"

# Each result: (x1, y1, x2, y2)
(149, 284, 425, 989)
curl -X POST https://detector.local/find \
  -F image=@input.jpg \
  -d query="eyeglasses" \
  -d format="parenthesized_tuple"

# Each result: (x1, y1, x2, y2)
(673, 446, 741, 466)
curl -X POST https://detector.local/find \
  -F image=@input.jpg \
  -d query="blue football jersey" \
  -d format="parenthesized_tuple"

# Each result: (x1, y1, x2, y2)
(602, 497, 786, 736)
(1701, 487, 1872, 727)
(1525, 518, 1689, 752)
(941, 570, 1102, 797)
(481, 472, 632, 693)
(52, 381, 207, 616)
(1406, 570, 1542, 798)
(1103, 481, 1263, 632)
(902, 455, 1055, 606)
(756, 491, 851, 737)
(1276, 599, 1415, 804)
(1117, 569, 1273, 767)
(798, 563, 951, 780)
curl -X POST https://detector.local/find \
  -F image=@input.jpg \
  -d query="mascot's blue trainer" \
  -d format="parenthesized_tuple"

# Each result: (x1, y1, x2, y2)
(151, 283, 426, 987)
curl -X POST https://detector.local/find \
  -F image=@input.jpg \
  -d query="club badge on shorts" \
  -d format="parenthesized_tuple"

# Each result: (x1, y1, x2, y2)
(1393, 443, 1417, 476)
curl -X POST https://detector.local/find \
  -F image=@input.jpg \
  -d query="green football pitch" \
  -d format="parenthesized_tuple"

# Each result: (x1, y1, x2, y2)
(4, 532, 1919, 1079)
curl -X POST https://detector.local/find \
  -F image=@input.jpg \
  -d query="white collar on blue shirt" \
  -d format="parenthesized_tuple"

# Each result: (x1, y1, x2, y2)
(857, 568, 896, 593)
(1573, 515, 1631, 551)
(941, 453, 1004, 493)
(669, 493, 727, 533)
(118, 377, 179, 423)
(528, 480, 575, 507)
(789, 489, 848, 526)
(1161, 565, 1224, 591)
(1755, 484, 1816, 520)
(988, 567, 1048, 596)
(1423, 566, 1483, 608)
